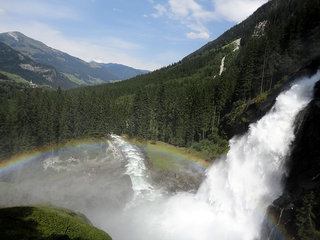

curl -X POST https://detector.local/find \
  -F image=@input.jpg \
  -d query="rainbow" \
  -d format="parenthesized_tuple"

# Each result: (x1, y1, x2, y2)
(262, 209, 293, 240)
(0, 136, 209, 177)
(0, 138, 107, 177)
(145, 142, 209, 168)
(126, 138, 210, 170)
(0, 137, 291, 239)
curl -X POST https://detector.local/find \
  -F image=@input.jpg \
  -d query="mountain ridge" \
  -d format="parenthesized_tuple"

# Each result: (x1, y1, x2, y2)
(0, 42, 77, 88)
(0, 31, 149, 86)
(90, 61, 149, 81)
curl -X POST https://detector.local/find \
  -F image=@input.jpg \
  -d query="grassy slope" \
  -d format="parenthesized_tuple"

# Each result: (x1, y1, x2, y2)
(0, 71, 29, 84)
(0, 205, 112, 240)
(127, 138, 210, 170)
(62, 73, 87, 85)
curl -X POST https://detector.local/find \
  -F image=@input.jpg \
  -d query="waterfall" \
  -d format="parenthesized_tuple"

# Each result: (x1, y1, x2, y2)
(1, 73, 318, 240)
(109, 134, 155, 201)
(100, 72, 319, 240)
(195, 71, 320, 239)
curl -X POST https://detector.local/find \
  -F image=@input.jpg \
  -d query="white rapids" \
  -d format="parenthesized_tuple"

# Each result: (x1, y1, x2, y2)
(98, 72, 319, 240)
(109, 134, 155, 202)
(195, 71, 320, 239)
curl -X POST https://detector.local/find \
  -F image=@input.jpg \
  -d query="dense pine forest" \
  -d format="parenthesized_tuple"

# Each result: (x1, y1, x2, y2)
(1, 0, 319, 161)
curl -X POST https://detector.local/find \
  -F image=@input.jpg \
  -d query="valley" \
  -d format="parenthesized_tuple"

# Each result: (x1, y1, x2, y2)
(0, 0, 320, 239)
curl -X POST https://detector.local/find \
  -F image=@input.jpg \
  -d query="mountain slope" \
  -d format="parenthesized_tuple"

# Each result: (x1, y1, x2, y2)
(0, 42, 77, 89)
(0, 32, 149, 85)
(90, 62, 149, 80)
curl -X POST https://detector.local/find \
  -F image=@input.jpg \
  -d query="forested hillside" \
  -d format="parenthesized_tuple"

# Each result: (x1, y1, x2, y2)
(1, 0, 319, 160)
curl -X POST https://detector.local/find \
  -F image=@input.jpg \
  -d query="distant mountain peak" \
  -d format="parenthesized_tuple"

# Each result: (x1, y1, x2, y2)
(0, 41, 77, 88)
(7, 32, 19, 42)
(89, 61, 150, 80)
(0, 32, 150, 85)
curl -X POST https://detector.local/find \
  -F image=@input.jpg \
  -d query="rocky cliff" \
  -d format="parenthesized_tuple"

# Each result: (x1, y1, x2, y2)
(222, 57, 320, 139)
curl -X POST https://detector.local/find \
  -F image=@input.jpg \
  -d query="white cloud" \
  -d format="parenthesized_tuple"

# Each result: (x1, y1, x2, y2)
(150, 0, 267, 39)
(0, 22, 160, 70)
(186, 31, 209, 39)
(0, 9, 5, 16)
(151, 0, 214, 39)
(151, 4, 167, 18)
(184, 21, 211, 39)
(169, 0, 205, 18)
(213, 0, 268, 22)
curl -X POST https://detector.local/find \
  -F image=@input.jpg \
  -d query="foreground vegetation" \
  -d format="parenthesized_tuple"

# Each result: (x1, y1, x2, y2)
(0, 205, 112, 240)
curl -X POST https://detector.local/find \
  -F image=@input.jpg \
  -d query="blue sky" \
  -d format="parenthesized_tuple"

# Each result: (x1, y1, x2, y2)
(0, 0, 267, 70)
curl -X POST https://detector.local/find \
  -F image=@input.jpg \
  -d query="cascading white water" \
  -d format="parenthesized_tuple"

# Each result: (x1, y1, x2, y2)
(98, 72, 319, 240)
(195, 72, 320, 239)
(109, 134, 154, 200)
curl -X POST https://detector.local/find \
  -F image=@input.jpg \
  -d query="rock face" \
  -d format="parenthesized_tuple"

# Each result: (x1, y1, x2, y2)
(260, 79, 320, 240)
(148, 167, 204, 193)
(223, 58, 320, 139)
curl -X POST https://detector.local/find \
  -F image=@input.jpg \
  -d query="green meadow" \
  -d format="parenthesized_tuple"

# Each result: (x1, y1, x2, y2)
(128, 138, 210, 171)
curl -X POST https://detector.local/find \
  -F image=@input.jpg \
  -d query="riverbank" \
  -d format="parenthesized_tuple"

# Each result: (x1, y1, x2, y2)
(125, 137, 210, 168)
(124, 137, 210, 192)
